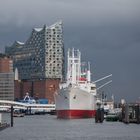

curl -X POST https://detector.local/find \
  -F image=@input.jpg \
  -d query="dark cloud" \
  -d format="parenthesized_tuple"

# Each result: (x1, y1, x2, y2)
(0, 0, 140, 26)
(0, 0, 140, 101)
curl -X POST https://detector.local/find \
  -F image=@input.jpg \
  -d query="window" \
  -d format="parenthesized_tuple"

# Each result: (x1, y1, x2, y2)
(91, 87, 96, 90)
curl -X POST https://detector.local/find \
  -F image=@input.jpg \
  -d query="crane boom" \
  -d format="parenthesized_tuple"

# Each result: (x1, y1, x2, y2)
(97, 80, 112, 90)
(92, 74, 112, 84)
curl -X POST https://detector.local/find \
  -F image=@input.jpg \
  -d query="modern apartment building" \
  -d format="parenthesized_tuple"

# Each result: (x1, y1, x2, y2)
(0, 54, 14, 100)
(5, 21, 64, 80)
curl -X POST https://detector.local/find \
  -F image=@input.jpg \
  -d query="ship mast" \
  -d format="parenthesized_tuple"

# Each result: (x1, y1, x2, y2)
(87, 62, 91, 83)
(67, 48, 81, 85)
(72, 48, 76, 84)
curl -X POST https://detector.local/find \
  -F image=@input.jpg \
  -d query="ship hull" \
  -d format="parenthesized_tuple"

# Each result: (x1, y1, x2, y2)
(57, 110, 96, 119)
(55, 86, 96, 119)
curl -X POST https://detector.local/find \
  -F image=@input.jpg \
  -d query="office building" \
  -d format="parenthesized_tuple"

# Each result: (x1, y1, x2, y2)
(0, 54, 14, 100)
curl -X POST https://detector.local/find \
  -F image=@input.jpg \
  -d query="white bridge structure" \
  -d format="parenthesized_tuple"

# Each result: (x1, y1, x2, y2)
(0, 100, 55, 113)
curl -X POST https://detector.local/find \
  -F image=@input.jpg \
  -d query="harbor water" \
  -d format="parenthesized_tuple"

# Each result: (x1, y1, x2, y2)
(0, 114, 140, 140)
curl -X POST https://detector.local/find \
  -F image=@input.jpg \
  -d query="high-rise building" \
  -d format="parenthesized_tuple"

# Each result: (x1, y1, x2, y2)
(5, 21, 64, 80)
(5, 21, 65, 102)
(0, 54, 14, 100)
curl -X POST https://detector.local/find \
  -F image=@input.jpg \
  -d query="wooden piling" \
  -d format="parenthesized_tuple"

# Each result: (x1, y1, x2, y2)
(11, 105, 14, 127)
(95, 108, 104, 123)
(135, 105, 140, 124)
(124, 104, 129, 123)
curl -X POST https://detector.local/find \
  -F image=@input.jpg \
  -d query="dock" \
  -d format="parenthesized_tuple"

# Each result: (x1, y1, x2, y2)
(0, 123, 10, 131)
(121, 103, 140, 124)
(0, 113, 10, 131)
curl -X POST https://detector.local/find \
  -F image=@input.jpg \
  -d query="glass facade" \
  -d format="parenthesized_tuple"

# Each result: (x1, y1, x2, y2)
(5, 21, 64, 80)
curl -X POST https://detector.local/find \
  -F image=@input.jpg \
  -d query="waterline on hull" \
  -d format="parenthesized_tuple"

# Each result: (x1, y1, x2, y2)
(57, 110, 96, 119)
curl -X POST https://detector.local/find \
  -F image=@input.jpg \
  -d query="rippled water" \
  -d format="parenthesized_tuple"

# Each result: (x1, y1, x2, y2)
(0, 114, 140, 140)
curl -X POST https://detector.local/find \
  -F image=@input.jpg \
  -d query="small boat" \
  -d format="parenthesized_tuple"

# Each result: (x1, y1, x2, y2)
(47, 110, 56, 115)
(105, 110, 119, 122)
(106, 114, 119, 121)
(13, 109, 25, 117)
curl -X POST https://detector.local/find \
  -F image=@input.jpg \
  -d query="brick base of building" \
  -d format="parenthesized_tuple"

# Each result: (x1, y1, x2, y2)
(14, 79, 60, 103)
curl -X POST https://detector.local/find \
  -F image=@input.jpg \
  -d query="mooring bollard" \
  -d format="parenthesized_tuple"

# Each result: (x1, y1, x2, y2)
(135, 105, 140, 124)
(124, 104, 129, 124)
(11, 105, 14, 127)
(29, 107, 31, 115)
(95, 108, 104, 123)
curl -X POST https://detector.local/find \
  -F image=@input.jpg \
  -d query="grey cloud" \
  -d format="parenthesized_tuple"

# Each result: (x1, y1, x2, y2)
(0, 0, 140, 26)
(0, 0, 140, 101)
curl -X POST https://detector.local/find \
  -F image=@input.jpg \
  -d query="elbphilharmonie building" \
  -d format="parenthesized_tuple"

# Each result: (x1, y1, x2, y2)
(5, 21, 64, 80)
(5, 21, 65, 102)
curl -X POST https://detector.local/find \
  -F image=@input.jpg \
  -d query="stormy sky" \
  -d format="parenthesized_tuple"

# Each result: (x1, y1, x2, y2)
(0, 0, 140, 102)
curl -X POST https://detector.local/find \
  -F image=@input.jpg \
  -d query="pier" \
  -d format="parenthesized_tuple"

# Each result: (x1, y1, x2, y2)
(0, 100, 55, 115)
(0, 122, 10, 131)
(121, 103, 140, 124)
(0, 113, 10, 131)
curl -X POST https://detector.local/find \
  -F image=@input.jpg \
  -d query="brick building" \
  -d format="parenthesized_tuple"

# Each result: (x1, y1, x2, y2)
(0, 54, 13, 73)
(14, 79, 60, 103)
